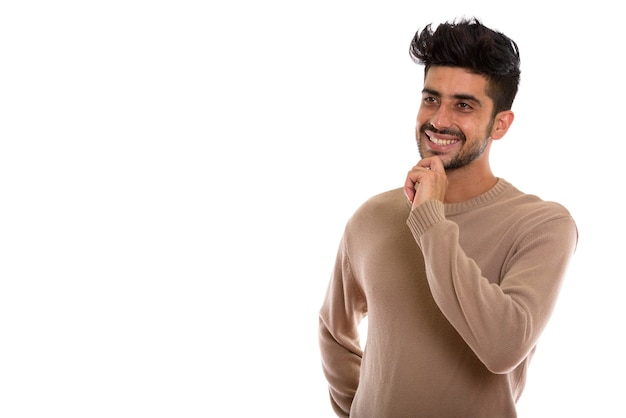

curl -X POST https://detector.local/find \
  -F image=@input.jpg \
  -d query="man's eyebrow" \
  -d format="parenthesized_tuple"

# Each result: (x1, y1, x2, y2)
(422, 88, 440, 97)
(421, 88, 483, 107)
(454, 93, 482, 107)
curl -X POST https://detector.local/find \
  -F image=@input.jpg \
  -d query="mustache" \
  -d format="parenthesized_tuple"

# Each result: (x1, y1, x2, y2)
(421, 123, 465, 141)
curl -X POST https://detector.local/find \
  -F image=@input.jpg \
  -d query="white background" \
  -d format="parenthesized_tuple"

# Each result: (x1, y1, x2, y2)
(1, 1, 623, 417)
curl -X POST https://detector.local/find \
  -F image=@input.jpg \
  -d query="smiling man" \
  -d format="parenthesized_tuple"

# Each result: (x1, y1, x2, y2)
(318, 18, 578, 417)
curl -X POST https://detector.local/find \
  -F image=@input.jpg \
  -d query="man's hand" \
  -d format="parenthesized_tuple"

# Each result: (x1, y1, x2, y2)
(404, 156, 448, 209)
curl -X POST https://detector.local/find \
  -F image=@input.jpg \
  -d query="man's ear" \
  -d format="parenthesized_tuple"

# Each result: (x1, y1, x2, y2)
(490, 110, 514, 140)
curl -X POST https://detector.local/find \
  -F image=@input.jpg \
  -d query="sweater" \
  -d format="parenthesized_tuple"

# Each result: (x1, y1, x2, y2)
(318, 178, 578, 417)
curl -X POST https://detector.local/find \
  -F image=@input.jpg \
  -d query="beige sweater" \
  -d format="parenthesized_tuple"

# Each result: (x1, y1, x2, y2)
(319, 178, 578, 417)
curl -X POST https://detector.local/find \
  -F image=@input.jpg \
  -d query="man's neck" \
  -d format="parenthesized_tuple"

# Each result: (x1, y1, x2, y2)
(443, 167, 498, 204)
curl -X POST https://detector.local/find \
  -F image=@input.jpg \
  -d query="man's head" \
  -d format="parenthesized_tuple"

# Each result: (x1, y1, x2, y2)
(410, 18, 519, 171)
(409, 17, 520, 116)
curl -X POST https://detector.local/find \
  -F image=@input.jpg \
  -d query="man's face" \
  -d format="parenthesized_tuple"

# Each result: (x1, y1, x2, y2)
(416, 66, 496, 170)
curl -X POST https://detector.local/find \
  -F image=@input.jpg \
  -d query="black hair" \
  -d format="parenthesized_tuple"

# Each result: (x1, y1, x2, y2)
(409, 17, 521, 114)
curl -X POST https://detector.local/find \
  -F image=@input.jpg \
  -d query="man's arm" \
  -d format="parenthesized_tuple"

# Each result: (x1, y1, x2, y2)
(407, 199, 577, 373)
(318, 236, 366, 417)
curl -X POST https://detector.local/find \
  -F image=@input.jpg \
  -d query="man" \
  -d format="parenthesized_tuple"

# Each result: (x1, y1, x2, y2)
(318, 17, 578, 417)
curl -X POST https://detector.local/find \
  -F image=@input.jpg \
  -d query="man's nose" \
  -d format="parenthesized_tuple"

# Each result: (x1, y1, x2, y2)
(431, 105, 453, 130)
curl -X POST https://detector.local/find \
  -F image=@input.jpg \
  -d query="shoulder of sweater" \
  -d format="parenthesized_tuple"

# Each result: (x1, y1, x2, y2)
(344, 188, 408, 229)
(471, 180, 577, 236)
(355, 187, 406, 214)
(499, 180, 573, 219)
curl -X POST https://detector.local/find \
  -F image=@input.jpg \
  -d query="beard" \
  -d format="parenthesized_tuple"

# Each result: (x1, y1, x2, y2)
(418, 121, 492, 170)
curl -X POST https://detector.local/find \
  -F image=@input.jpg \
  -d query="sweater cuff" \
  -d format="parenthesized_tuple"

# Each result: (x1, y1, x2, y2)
(406, 199, 446, 239)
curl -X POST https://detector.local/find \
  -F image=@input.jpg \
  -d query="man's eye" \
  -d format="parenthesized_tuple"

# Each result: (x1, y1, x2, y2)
(458, 103, 472, 110)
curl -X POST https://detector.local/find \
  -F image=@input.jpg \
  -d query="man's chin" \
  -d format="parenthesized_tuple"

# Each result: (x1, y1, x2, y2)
(426, 150, 451, 164)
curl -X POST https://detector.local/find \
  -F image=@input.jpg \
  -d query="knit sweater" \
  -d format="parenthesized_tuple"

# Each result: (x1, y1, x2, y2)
(318, 178, 578, 417)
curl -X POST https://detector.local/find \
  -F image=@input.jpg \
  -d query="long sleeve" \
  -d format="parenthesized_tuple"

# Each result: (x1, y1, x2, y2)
(319, 180, 576, 417)
(318, 235, 367, 417)
(406, 198, 578, 373)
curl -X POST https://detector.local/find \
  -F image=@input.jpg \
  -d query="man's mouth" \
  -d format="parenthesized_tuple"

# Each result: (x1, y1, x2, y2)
(425, 130, 461, 146)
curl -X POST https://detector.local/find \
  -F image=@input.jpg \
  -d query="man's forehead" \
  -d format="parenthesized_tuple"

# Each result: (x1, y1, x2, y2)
(423, 67, 490, 102)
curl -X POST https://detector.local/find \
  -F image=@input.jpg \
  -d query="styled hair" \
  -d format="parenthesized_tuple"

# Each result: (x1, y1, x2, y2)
(409, 17, 521, 114)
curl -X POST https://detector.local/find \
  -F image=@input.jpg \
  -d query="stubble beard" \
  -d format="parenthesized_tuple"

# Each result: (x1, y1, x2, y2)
(418, 122, 492, 170)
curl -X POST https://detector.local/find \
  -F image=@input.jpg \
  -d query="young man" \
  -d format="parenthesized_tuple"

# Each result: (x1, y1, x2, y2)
(318, 18, 578, 417)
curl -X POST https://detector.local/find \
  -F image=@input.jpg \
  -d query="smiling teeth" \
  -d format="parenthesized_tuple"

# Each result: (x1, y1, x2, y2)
(429, 136, 458, 146)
